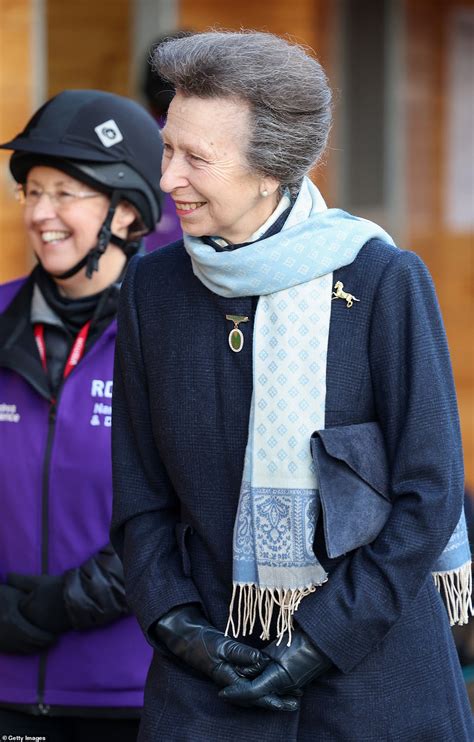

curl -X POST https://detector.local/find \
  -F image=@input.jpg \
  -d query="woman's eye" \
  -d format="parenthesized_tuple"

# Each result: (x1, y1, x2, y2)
(58, 191, 74, 202)
(26, 188, 41, 198)
(190, 154, 206, 163)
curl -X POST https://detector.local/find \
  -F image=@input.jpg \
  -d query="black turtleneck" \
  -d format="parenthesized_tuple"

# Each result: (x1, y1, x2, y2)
(201, 205, 292, 252)
(34, 264, 120, 337)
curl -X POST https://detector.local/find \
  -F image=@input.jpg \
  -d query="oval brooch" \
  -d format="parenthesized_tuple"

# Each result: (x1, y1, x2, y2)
(226, 314, 249, 353)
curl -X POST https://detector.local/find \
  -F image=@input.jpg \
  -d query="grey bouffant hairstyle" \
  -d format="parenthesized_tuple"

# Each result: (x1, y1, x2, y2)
(152, 31, 332, 196)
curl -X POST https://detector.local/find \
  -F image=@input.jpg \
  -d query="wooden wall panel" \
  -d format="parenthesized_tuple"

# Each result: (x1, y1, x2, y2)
(405, 0, 474, 485)
(0, 0, 34, 281)
(47, 0, 132, 97)
(179, 0, 320, 48)
(405, 0, 445, 233)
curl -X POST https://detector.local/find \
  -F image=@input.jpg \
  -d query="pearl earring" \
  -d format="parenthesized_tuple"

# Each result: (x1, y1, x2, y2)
(261, 189, 269, 198)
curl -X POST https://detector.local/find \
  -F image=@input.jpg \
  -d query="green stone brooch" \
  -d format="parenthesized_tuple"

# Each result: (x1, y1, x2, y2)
(226, 315, 249, 353)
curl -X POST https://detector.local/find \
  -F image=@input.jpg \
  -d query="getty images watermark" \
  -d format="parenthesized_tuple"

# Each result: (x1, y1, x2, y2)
(2, 736, 47, 741)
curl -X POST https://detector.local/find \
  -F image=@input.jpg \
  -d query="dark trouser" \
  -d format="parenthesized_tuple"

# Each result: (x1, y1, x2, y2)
(0, 708, 139, 742)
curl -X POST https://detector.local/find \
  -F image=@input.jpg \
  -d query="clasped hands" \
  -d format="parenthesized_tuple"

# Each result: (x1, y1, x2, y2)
(154, 604, 331, 712)
(0, 573, 70, 655)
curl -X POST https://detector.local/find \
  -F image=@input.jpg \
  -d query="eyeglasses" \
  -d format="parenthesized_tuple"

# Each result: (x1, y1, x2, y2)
(15, 184, 102, 209)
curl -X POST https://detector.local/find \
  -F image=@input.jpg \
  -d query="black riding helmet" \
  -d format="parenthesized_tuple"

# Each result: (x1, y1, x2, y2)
(0, 89, 163, 279)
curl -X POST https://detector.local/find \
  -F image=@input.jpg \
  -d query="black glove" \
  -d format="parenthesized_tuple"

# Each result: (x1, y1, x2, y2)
(0, 584, 56, 654)
(154, 604, 273, 686)
(7, 573, 72, 634)
(219, 627, 332, 710)
(154, 605, 299, 711)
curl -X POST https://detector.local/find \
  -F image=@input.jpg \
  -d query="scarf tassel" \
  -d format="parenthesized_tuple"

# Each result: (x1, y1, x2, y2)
(225, 565, 472, 649)
(225, 583, 317, 647)
(433, 562, 473, 626)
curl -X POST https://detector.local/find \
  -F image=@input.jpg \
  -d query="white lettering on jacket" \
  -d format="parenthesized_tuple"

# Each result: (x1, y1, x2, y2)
(91, 379, 113, 398)
(0, 402, 21, 423)
(90, 380, 113, 426)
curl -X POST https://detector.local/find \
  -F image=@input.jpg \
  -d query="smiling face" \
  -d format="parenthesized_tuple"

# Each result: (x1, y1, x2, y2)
(160, 93, 280, 244)
(22, 166, 135, 297)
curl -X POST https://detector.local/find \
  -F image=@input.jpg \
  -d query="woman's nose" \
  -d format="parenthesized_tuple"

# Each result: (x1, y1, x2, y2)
(160, 155, 188, 194)
(30, 192, 58, 221)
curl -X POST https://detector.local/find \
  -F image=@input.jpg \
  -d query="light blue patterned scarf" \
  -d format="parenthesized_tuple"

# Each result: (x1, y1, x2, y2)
(184, 177, 472, 643)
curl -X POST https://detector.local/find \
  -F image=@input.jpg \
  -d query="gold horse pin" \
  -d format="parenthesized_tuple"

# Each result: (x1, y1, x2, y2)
(331, 281, 360, 308)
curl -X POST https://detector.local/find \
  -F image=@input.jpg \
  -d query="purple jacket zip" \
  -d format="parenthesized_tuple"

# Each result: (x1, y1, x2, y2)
(0, 278, 151, 710)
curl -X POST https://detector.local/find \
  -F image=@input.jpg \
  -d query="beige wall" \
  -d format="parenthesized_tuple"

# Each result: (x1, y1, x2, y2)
(0, 0, 35, 281)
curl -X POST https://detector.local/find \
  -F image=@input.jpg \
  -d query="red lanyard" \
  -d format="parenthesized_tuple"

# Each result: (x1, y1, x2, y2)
(34, 321, 91, 380)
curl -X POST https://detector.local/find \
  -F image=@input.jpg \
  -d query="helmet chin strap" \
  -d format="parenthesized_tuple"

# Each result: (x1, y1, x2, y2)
(48, 191, 141, 282)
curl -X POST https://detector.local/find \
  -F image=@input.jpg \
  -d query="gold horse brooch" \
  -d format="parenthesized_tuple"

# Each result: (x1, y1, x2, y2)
(331, 281, 360, 308)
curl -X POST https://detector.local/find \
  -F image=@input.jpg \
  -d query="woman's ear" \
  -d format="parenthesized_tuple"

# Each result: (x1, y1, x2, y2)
(260, 177, 280, 199)
(112, 201, 138, 236)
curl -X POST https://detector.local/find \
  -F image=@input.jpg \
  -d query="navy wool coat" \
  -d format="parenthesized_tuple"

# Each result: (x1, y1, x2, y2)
(111, 237, 473, 742)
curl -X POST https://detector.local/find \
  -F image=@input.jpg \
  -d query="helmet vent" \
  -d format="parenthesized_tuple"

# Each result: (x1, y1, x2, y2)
(94, 119, 123, 148)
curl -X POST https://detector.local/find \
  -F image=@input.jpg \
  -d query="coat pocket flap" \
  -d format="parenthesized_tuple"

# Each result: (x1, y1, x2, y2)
(310, 423, 392, 559)
(313, 422, 390, 499)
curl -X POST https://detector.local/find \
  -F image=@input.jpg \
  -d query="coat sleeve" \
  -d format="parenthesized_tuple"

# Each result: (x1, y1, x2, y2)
(295, 249, 465, 673)
(110, 255, 203, 640)
(63, 542, 129, 629)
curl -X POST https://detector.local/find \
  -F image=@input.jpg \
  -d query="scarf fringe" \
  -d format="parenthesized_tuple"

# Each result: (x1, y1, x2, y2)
(225, 583, 317, 646)
(225, 565, 473, 647)
(433, 561, 473, 626)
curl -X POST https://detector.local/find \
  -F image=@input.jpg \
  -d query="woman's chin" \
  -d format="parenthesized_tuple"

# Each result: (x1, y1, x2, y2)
(39, 258, 77, 277)
(182, 224, 207, 238)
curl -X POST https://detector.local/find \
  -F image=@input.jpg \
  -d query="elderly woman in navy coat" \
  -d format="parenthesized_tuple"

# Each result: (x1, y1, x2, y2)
(111, 31, 473, 741)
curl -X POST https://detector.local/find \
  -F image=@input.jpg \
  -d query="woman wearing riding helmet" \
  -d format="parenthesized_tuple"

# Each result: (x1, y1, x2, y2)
(0, 89, 162, 742)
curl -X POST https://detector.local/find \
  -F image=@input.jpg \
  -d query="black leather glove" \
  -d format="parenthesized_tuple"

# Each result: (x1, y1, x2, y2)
(0, 584, 56, 654)
(219, 627, 332, 710)
(7, 573, 71, 634)
(155, 605, 299, 711)
(154, 604, 271, 688)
